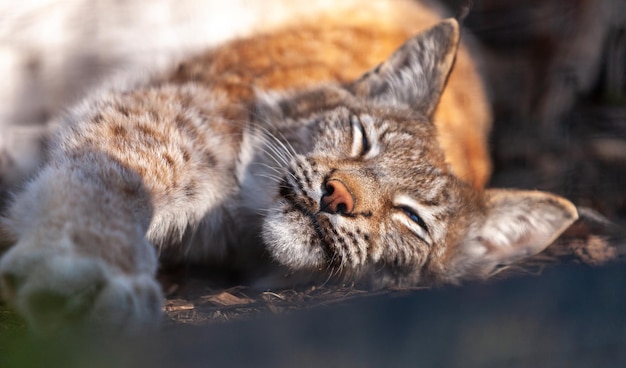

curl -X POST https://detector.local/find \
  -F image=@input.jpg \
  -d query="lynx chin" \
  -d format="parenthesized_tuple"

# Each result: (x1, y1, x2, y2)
(0, 0, 578, 335)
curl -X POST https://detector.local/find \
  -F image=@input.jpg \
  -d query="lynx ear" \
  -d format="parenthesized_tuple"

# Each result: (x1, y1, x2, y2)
(452, 189, 579, 279)
(349, 18, 459, 116)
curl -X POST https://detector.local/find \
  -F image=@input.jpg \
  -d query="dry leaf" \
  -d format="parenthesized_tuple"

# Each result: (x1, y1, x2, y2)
(163, 299, 194, 312)
(201, 292, 254, 306)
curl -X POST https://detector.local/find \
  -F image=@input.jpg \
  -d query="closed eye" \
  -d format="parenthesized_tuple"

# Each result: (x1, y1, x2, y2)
(393, 195, 437, 245)
(350, 115, 370, 157)
(399, 206, 428, 233)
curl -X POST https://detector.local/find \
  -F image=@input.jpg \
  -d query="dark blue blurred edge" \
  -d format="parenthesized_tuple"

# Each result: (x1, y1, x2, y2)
(1, 261, 625, 368)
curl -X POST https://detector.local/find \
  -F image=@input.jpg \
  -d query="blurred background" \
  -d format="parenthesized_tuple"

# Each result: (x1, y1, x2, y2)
(457, 0, 626, 226)
(0, 0, 625, 366)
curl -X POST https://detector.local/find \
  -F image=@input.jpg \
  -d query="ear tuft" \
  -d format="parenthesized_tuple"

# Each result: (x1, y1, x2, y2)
(349, 18, 460, 116)
(452, 189, 579, 279)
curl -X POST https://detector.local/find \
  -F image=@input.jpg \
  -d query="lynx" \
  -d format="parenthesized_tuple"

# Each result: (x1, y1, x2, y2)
(0, 0, 578, 334)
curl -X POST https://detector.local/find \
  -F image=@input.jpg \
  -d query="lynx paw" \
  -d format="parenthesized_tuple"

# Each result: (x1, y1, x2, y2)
(0, 248, 163, 335)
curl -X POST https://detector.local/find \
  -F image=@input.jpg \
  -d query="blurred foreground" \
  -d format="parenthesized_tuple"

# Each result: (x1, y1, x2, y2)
(2, 262, 626, 368)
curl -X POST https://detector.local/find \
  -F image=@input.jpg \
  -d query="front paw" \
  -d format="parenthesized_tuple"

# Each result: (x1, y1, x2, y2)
(0, 249, 163, 335)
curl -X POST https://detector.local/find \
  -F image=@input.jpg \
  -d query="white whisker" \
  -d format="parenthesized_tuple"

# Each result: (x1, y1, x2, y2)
(262, 141, 291, 166)
(252, 162, 285, 176)
(254, 173, 283, 183)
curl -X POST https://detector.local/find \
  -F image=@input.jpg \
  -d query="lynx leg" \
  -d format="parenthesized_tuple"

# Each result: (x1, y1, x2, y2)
(0, 163, 163, 335)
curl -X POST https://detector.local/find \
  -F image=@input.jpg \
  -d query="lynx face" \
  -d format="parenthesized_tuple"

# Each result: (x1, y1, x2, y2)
(259, 20, 473, 285)
(261, 92, 473, 284)
(260, 19, 578, 285)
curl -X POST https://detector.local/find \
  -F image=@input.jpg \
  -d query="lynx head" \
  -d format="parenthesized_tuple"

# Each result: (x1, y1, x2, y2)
(257, 19, 578, 286)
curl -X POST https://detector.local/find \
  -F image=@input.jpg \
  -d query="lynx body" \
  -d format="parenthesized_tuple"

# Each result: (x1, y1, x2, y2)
(0, 0, 577, 334)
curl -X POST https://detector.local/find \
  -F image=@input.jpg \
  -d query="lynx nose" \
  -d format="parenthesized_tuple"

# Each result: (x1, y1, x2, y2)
(320, 179, 355, 215)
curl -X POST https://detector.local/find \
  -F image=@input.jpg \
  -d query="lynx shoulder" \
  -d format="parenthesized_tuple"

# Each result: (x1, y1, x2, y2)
(0, 1, 577, 334)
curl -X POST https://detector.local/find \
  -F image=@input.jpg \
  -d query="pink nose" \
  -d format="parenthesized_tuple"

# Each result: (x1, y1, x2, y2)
(320, 179, 355, 215)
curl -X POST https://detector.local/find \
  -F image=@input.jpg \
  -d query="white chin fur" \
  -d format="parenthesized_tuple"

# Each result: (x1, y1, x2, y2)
(262, 200, 325, 269)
